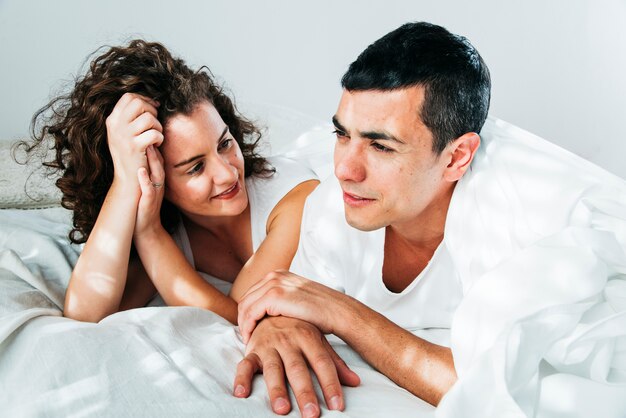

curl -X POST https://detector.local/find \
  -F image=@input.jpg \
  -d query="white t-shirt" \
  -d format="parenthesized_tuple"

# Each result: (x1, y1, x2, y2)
(155, 156, 317, 299)
(291, 175, 463, 347)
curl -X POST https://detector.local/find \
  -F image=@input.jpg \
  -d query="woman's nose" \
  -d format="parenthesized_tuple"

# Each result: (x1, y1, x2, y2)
(211, 154, 238, 185)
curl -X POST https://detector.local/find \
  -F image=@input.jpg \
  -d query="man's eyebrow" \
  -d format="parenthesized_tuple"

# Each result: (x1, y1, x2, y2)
(332, 116, 348, 133)
(360, 130, 405, 144)
(173, 126, 229, 168)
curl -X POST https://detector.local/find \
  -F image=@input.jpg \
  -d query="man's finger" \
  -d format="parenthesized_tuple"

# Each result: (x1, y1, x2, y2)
(238, 294, 270, 343)
(238, 281, 277, 342)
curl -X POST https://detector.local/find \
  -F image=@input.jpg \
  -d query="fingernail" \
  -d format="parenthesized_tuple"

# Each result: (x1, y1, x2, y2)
(303, 402, 318, 418)
(273, 397, 289, 412)
(234, 385, 246, 397)
(329, 395, 342, 410)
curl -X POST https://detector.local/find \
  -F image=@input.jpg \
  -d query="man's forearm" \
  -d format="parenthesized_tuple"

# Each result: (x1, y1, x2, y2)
(237, 272, 456, 405)
(335, 297, 457, 406)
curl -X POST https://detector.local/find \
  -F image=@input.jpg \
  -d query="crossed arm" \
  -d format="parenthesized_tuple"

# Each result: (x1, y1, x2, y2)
(64, 92, 318, 324)
(234, 271, 457, 416)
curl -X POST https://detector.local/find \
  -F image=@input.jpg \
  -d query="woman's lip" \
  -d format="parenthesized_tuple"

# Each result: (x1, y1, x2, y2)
(212, 182, 240, 199)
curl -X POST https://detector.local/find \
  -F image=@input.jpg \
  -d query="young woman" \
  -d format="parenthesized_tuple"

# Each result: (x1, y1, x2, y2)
(26, 40, 318, 324)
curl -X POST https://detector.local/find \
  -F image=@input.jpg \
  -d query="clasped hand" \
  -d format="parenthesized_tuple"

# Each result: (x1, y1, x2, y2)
(234, 271, 360, 417)
(105, 93, 166, 237)
(238, 270, 350, 343)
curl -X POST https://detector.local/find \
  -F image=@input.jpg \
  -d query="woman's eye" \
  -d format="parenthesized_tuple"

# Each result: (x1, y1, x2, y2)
(188, 162, 204, 175)
(372, 142, 394, 153)
(218, 138, 233, 151)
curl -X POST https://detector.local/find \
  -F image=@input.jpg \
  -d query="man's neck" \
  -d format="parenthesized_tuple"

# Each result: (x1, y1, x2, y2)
(388, 182, 455, 250)
(381, 183, 455, 293)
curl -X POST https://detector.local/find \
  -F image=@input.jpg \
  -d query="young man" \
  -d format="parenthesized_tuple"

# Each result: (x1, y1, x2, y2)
(234, 22, 626, 418)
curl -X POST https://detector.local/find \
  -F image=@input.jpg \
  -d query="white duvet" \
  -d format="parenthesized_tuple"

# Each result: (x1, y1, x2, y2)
(1, 115, 625, 417)
(438, 118, 626, 417)
(0, 207, 433, 417)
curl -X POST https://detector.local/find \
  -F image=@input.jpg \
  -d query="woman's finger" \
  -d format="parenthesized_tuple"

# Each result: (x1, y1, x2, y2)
(322, 338, 360, 388)
(120, 93, 159, 122)
(137, 167, 154, 200)
(136, 129, 164, 151)
(131, 111, 163, 137)
(146, 145, 165, 185)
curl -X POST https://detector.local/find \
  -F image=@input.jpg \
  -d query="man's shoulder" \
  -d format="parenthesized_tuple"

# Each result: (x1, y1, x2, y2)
(301, 175, 357, 241)
(306, 174, 343, 212)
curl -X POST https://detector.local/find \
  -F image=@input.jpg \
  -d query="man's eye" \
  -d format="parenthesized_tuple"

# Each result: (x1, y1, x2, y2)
(188, 162, 204, 175)
(219, 138, 233, 151)
(372, 142, 393, 153)
(332, 129, 348, 139)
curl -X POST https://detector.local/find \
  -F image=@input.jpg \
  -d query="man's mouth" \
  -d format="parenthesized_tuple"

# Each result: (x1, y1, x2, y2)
(343, 191, 375, 207)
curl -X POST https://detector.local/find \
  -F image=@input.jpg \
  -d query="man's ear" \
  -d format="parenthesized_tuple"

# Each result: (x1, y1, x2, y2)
(443, 132, 480, 182)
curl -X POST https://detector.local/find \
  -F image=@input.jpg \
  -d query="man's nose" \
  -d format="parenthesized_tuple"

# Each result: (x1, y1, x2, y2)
(334, 142, 366, 183)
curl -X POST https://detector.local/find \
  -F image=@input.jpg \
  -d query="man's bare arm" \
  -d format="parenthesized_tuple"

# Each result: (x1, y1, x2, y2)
(238, 271, 456, 406)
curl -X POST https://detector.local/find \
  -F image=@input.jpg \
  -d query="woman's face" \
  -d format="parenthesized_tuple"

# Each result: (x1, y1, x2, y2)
(160, 101, 248, 222)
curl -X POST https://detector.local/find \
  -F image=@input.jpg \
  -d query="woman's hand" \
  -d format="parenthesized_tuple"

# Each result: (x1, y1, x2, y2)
(135, 144, 166, 238)
(106, 93, 163, 190)
(233, 316, 360, 417)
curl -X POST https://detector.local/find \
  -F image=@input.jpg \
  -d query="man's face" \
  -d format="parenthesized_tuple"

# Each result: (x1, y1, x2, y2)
(333, 86, 451, 232)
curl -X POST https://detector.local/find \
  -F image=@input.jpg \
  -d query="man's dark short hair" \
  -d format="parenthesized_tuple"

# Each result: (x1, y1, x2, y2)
(341, 22, 491, 154)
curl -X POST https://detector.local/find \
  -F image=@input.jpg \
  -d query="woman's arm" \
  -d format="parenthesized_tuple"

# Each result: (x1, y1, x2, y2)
(64, 183, 141, 321)
(133, 154, 317, 323)
(132, 148, 239, 323)
(63, 93, 163, 322)
(228, 179, 320, 302)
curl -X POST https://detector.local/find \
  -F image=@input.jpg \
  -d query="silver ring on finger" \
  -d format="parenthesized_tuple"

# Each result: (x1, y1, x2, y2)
(152, 182, 163, 188)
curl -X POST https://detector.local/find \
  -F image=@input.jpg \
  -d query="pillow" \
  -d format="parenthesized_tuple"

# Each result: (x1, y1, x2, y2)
(0, 141, 62, 209)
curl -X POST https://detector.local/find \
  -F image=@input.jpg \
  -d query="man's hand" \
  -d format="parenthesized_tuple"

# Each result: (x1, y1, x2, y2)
(233, 316, 360, 417)
(238, 270, 353, 344)
(238, 271, 457, 406)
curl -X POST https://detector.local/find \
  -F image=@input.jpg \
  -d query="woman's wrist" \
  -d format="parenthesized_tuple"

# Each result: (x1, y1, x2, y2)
(134, 222, 166, 245)
(108, 178, 142, 204)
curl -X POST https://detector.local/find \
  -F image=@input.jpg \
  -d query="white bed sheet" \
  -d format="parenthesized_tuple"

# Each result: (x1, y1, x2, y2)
(0, 207, 434, 417)
(3, 113, 626, 417)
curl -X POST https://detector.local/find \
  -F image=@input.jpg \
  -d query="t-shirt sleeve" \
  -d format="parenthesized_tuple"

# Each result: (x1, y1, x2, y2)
(289, 180, 345, 292)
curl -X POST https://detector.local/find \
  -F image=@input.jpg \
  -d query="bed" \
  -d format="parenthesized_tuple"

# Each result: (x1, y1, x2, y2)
(0, 104, 434, 417)
(1, 104, 625, 417)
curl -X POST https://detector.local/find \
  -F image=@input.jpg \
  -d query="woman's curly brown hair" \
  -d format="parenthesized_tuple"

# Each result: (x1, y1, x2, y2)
(21, 39, 273, 244)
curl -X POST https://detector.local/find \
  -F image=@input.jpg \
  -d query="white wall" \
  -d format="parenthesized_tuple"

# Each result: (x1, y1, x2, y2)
(1, 0, 624, 177)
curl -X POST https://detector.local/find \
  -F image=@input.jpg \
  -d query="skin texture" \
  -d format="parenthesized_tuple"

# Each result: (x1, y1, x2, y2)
(64, 97, 318, 325)
(234, 86, 481, 415)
